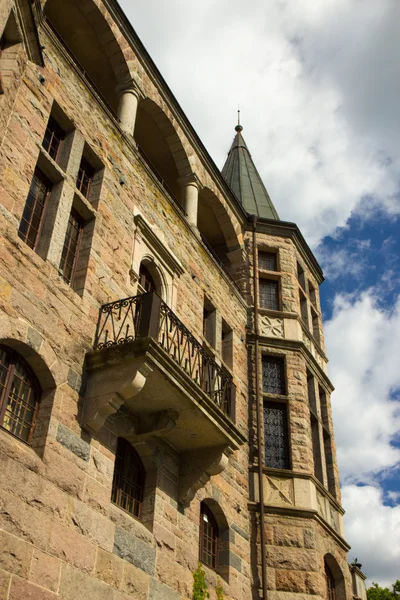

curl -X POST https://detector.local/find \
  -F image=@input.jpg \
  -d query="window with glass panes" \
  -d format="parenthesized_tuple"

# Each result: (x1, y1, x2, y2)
(259, 251, 277, 271)
(76, 157, 94, 198)
(262, 355, 285, 395)
(199, 503, 218, 570)
(59, 210, 84, 285)
(111, 438, 144, 519)
(42, 117, 64, 161)
(259, 279, 279, 310)
(0, 346, 40, 444)
(325, 563, 336, 600)
(264, 401, 290, 469)
(18, 169, 52, 250)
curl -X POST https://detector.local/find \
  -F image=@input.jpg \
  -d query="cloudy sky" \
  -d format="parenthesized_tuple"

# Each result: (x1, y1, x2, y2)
(119, 0, 400, 587)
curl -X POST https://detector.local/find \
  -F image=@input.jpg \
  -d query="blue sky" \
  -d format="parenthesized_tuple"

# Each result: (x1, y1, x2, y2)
(119, 0, 400, 586)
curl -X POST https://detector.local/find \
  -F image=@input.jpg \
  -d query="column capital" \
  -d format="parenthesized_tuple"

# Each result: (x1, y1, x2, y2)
(177, 172, 203, 190)
(116, 77, 144, 100)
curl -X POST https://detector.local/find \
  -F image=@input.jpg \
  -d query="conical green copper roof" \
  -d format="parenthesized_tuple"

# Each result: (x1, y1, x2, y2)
(222, 123, 279, 220)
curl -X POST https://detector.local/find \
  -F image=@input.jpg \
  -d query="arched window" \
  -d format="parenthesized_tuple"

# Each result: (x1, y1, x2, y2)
(325, 561, 336, 600)
(199, 502, 219, 570)
(138, 264, 156, 294)
(0, 346, 40, 444)
(111, 438, 145, 519)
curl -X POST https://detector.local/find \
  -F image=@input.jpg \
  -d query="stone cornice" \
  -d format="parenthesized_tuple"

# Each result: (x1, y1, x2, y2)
(248, 218, 324, 284)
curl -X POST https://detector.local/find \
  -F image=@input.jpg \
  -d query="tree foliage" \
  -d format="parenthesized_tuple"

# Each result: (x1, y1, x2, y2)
(367, 581, 400, 600)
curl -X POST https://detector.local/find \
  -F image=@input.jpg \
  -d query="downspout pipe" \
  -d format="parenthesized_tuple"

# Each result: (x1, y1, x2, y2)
(251, 214, 268, 600)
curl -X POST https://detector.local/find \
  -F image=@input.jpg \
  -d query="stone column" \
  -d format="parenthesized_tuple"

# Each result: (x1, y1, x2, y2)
(117, 80, 142, 136)
(179, 174, 201, 227)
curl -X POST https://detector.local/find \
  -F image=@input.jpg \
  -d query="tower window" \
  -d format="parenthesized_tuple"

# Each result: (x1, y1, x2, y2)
(259, 251, 277, 271)
(0, 346, 40, 444)
(259, 279, 279, 310)
(264, 401, 290, 469)
(325, 562, 336, 600)
(262, 355, 285, 395)
(42, 117, 65, 161)
(59, 209, 84, 285)
(199, 503, 218, 570)
(76, 157, 95, 198)
(111, 438, 144, 519)
(18, 169, 52, 250)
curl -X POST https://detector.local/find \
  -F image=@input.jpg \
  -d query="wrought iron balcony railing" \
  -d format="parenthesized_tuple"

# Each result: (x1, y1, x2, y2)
(94, 292, 236, 422)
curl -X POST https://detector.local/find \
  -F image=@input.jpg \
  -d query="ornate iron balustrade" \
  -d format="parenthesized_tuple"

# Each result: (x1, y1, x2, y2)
(94, 292, 236, 421)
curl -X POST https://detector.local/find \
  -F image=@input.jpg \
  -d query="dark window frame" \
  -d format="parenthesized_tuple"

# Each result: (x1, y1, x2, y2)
(42, 116, 65, 162)
(263, 400, 290, 470)
(262, 355, 286, 395)
(0, 345, 40, 445)
(138, 264, 156, 294)
(111, 437, 145, 520)
(258, 250, 277, 272)
(325, 562, 336, 600)
(76, 156, 95, 199)
(259, 278, 280, 311)
(18, 168, 52, 251)
(199, 502, 219, 571)
(59, 209, 84, 285)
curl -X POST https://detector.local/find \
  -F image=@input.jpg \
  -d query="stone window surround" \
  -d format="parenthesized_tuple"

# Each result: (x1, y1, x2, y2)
(296, 259, 322, 345)
(22, 105, 103, 295)
(202, 295, 235, 376)
(130, 210, 184, 309)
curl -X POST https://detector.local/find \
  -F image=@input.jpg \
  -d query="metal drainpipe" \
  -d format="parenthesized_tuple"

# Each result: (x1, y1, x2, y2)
(251, 215, 268, 600)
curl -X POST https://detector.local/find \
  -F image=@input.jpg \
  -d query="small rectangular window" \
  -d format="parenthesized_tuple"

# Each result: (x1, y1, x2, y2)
(76, 157, 95, 198)
(312, 308, 320, 343)
(18, 169, 52, 250)
(311, 413, 324, 483)
(221, 319, 233, 368)
(42, 117, 65, 161)
(203, 297, 216, 347)
(259, 251, 277, 271)
(59, 209, 84, 285)
(264, 401, 290, 469)
(299, 289, 309, 326)
(262, 355, 285, 395)
(297, 262, 306, 290)
(260, 279, 279, 310)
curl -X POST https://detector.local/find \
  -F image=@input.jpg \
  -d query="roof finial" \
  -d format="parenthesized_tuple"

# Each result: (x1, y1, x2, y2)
(235, 108, 243, 132)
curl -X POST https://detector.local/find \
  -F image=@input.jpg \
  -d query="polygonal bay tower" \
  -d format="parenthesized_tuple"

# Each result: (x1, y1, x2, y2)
(0, 1, 366, 599)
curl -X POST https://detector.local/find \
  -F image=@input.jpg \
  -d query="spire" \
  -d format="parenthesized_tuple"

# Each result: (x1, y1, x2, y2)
(222, 116, 279, 220)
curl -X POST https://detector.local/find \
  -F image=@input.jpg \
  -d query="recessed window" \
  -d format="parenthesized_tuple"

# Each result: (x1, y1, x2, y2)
(203, 297, 216, 348)
(264, 401, 290, 469)
(259, 279, 279, 310)
(299, 289, 309, 326)
(325, 562, 336, 600)
(199, 502, 218, 570)
(42, 117, 65, 161)
(259, 251, 277, 272)
(0, 346, 40, 444)
(221, 319, 233, 368)
(297, 262, 306, 290)
(59, 209, 84, 285)
(138, 264, 156, 294)
(111, 438, 145, 519)
(18, 168, 52, 250)
(262, 355, 285, 395)
(76, 157, 95, 198)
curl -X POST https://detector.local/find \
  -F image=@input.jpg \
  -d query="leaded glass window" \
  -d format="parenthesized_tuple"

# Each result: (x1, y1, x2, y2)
(259, 279, 279, 310)
(0, 346, 40, 444)
(262, 356, 285, 395)
(111, 438, 144, 519)
(259, 251, 277, 271)
(264, 401, 290, 469)
(199, 503, 218, 570)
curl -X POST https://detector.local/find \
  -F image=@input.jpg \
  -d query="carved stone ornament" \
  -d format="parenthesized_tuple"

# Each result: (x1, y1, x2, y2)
(260, 315, 284, 338)
(178, 446, 233, 506)
(265, 476, 294, 506)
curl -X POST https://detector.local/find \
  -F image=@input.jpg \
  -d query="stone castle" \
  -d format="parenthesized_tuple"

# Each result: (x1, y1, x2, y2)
(0, 1, 367, 599)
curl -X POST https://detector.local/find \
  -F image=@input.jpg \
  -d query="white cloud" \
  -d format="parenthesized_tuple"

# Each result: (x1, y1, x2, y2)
(342, 484, 400, 588)
(120, 0, 400, 246)
(325, 290, 400, 481)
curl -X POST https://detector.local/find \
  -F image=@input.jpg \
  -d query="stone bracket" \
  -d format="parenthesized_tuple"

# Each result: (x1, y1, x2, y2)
(82, 357, 153, 433)
(178, 446, 233, 506)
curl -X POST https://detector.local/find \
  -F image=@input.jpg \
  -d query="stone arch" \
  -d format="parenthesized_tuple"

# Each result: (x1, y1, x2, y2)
(198, 186, 242, 263)
(324, 553, 347, 600)
(0, 315, 60, 453)
(135, 98, 192, 204)
(43, 0, 131, 113)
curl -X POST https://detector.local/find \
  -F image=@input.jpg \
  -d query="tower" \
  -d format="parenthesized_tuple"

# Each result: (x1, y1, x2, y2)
(222, 121, 366, 599)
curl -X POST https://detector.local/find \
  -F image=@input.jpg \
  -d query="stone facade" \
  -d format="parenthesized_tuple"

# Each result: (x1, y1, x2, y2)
(0, 1, 365, 599)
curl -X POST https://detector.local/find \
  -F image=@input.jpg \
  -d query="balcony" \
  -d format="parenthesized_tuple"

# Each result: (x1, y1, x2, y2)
(83, 293, 245, 500)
